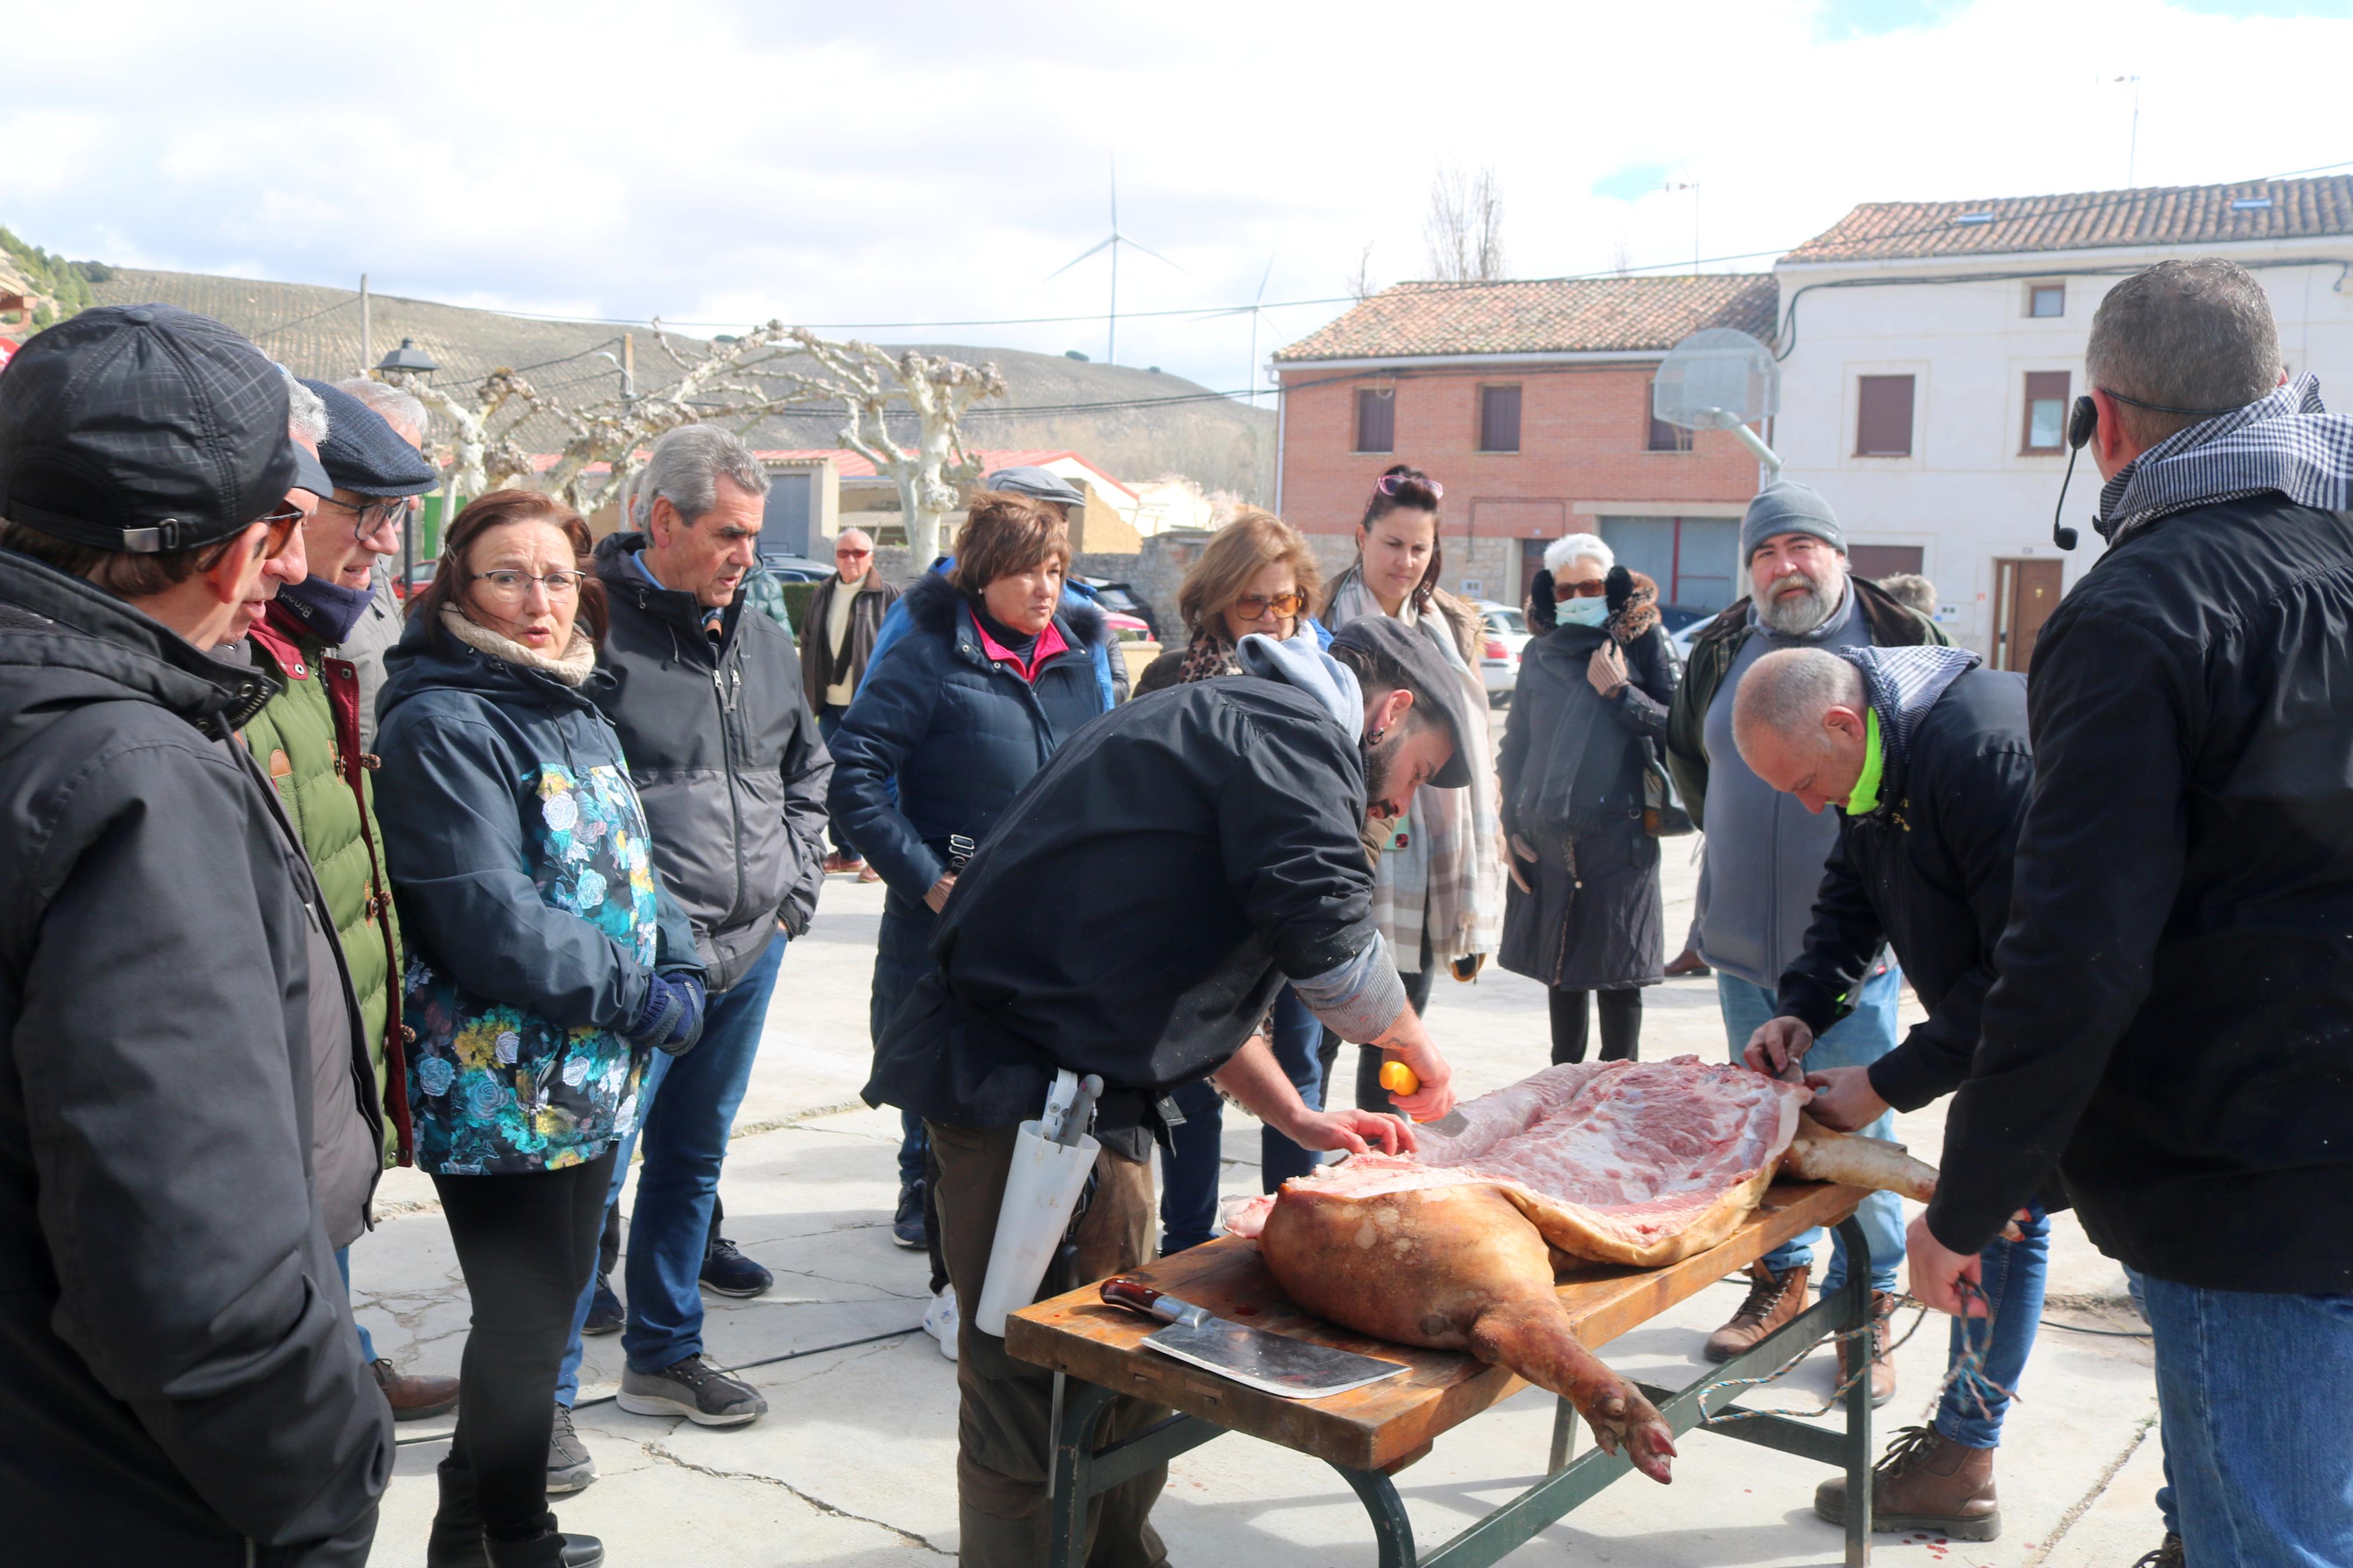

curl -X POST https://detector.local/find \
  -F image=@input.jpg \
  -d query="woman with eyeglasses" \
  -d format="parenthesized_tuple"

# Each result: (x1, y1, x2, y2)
(1133, 508, 1336, 1249)
(1314, 464, 1503, 1113)
(1496, 533, 1678, 1066)
(375, 490, 705, 1568)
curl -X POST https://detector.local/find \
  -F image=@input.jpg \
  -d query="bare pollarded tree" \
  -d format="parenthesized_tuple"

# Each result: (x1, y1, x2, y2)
(782, 330, 1009, 564)
(1424, 162, 1507, 283)
(382, 324, 1006, 553)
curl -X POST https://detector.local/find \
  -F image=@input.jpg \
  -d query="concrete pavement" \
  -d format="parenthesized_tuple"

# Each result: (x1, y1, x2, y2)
(355, 847, 2169, 1566)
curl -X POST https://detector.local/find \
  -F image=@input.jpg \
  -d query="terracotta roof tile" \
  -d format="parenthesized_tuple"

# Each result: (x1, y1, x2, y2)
(1782, 175, 2353, 265)
(1273, 273, 1777, 362)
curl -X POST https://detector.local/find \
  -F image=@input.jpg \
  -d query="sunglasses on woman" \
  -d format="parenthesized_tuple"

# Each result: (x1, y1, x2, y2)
(1555, 579, 1606, 599)
(1375, 473, 1442, 501)
(1231, 591, 1306, 620)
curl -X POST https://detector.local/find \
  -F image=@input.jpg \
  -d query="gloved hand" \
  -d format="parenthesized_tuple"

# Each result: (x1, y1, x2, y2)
(631, 970, 707, 1056)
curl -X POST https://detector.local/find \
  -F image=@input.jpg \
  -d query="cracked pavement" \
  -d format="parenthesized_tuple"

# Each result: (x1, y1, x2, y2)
(354, 856, 2166, 1565)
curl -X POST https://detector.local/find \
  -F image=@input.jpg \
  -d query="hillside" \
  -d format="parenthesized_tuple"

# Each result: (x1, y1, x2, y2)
(65, 264, 1274, 500)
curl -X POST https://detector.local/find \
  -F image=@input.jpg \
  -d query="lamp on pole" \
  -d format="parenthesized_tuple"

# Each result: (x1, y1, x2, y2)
(374, 338, 439, 586)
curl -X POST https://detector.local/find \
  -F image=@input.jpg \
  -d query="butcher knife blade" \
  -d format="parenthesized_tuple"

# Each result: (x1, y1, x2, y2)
(1099, 1279, 1407, 1399)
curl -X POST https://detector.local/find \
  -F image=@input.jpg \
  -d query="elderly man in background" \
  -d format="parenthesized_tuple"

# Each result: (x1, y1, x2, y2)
(1664, 481, 1945, 1402)
(542, 425, 831, 1489)
(1910, 258, 2353, 1568)
(235, 375, 459, 1426)
(801, 525, 897, 877)
(329, 377, 432, 749)
(0, 304, 391, 1563)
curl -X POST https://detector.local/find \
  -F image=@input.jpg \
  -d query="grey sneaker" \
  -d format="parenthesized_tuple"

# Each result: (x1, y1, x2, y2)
(615, 1354, 768, 1427)
(546, 1402, 596, 1495)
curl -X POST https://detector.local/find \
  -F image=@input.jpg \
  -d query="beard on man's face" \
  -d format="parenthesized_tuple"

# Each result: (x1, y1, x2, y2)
(1361, 723, 1412, 824)
(1756, 564, 1843, 635)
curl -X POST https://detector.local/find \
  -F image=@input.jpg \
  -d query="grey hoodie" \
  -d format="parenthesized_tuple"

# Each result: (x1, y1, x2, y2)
(1695, 581, 1894, 990)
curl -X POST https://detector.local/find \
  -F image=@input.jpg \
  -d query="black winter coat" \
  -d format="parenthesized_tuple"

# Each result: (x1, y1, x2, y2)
(591, 535, 832, 991)
(1496, 621, 1677, 989)
(1776, 662, 2032, 1115)
(826, 571, 1108, 904)
(864, 673, 1382, 1153)
(0, 551, 389, 1565)
(1928, 495, 2353, 1294)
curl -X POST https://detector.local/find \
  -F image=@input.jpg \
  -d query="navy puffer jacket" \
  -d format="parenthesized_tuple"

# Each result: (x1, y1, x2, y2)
(827, 572, 1109, 901)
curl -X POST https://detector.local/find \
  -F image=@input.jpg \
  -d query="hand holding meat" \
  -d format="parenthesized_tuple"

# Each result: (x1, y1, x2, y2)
(1801, 1065, 1890, 1132)
(1742, 1015, 1814, 1079)
(1289, 1106, 1418, 1157)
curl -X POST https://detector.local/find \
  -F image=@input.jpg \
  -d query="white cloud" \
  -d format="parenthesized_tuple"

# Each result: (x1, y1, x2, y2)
(3, 0, 2345, 394)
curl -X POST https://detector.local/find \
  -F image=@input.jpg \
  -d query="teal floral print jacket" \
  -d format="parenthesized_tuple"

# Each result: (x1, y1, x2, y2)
(374, 622, 701, 1176)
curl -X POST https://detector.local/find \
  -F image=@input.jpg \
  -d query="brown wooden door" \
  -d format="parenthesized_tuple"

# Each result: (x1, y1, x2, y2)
(1994, 559, 2065, 672)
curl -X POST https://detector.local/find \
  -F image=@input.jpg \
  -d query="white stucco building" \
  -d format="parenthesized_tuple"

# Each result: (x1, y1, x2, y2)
(1773, 175, 2353, 667)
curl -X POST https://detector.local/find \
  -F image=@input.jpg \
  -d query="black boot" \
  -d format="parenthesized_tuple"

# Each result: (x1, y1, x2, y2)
(485, 1514, 605, 1567)
(424, 1459, 491, 1568)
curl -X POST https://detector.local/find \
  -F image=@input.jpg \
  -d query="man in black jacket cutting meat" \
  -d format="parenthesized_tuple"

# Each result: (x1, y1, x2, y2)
(1731, 642, 2040, 1544)
(1904, 258, 2353, 1568)
(865, 616, 1468, 1568)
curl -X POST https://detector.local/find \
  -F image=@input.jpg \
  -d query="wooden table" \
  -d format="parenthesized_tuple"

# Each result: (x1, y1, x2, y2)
(1007, 1180, 1878, 1567)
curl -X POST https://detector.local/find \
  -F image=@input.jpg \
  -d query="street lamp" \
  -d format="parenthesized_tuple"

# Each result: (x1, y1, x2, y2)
(375, 337, 438, 376)
(372, 339, 440, 586)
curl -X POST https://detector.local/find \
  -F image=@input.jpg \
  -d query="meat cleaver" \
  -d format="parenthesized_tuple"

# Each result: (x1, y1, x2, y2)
(1100, 1279, 1408, 1399)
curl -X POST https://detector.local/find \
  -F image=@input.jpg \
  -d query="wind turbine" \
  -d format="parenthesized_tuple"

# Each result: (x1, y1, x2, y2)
(1049, 162, 1183, 366)
(1204, 254, 1277, 406)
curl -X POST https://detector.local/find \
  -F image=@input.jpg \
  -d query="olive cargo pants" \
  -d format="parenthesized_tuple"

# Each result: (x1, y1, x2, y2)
(927, 1119, 1170, 1568)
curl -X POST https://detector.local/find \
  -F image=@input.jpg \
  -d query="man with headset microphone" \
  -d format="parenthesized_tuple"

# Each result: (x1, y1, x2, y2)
(1908, 258, 2353, 1568)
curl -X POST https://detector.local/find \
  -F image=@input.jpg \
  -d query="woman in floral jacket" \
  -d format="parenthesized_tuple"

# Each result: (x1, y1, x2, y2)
(376, 490, 702, 1568)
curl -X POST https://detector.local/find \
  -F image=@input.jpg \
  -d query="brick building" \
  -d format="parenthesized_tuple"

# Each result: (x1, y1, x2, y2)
(1272, 274, 1777, 611)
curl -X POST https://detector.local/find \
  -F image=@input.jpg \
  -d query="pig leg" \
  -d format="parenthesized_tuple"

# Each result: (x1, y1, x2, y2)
(1783, 1114, 1939, 1203)
(1261, 1181, 1677, 1482)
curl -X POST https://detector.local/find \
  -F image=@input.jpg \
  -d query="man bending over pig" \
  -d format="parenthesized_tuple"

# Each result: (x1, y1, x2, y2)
(865, 614, 1469, 1568)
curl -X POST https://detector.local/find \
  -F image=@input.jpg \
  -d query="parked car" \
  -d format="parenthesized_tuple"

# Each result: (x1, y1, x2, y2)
(1475, 601, 1530, 704)
(1661, 602, 1713, 666)
(1075, 577, 1162, 642)
(755, 552, 833, 583)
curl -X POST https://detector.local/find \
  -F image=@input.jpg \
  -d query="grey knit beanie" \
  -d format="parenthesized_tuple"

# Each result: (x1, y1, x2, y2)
(1740, 481, 1845, 563)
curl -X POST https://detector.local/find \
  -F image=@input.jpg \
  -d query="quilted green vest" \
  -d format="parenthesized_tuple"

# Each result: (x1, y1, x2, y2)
(240, 610, 410, 1165)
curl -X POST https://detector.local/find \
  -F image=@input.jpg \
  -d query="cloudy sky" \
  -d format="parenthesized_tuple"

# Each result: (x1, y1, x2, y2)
(8, 0, 2348, 394)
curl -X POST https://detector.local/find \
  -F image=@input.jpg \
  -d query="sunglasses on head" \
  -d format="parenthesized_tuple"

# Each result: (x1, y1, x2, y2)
(1375, 473, 1442, 501)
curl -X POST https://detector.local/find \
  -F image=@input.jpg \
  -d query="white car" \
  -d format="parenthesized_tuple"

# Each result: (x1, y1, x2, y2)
(1475, 602, 1531, 703)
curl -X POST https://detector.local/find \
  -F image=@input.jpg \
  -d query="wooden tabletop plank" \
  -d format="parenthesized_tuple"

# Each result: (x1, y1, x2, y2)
(1006, 1180, 1866, 1470)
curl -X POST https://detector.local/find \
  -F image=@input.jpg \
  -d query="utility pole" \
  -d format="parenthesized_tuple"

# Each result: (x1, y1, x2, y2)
(359, 273, 371, 374)
(621, 331, 636, 400)
(1662, 179, 1701, 271)
(2111, 75, 2143, 187)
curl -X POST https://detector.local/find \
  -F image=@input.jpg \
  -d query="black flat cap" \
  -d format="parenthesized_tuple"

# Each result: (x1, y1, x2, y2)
(0, 303, 294, 553)
(1328, 615, 1478, 788)
(303, 379, 436, 496)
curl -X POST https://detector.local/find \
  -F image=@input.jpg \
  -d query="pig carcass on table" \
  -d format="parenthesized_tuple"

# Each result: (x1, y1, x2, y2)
(1228, 1057, 1941, 1484)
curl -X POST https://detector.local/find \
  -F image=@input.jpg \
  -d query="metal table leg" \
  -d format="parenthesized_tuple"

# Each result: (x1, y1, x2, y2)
(1335, 1463, 1420, 1567)
(1045, 1378, 1228, 1567)
(1836, 1214, 1875, 1566)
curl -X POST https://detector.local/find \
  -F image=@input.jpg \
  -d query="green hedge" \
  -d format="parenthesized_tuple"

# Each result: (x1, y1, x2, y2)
(779, 579, 819, 632)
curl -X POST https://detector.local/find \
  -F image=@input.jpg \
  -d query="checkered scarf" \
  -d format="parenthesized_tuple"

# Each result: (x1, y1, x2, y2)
(2097, 374, 2353, 543)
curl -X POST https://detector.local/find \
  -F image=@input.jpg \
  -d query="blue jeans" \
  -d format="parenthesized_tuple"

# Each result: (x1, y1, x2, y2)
(2139, 1275, 2353, 1566)
(2124, 1267, 2180, 1538)
(334, 1246, 378, 1364)
(555, 934, 787, 1400)
(1717, 965, 1905, 1293)
(1935, 1205, 2048, 1448)
(1157, 988, 1326, 1253)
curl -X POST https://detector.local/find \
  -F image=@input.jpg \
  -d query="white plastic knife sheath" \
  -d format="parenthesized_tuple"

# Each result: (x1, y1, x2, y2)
(975, 1071, 1096, 1336)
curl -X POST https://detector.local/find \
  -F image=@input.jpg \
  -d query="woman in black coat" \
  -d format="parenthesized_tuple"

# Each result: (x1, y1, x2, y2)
(825, 493, 1110, 1342)
(1497, 538, 1679, 1064)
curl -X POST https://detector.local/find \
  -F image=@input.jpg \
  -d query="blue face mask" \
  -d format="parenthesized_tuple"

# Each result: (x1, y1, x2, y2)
(1556, 597, 1609, 628)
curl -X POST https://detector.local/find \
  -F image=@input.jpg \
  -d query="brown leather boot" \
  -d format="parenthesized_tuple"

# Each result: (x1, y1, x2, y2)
(375, 1357, 460, 1421)
(1703, 1261, 1811, 1363)
(1833, 1290, 1899, 1407)
(2132, 1534, 2184, 1568)
(1814, 1425, 2000, 1541)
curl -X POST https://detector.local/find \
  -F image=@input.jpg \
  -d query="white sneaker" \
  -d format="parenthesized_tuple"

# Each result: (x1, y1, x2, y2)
(922, 1286, 959, 1361)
